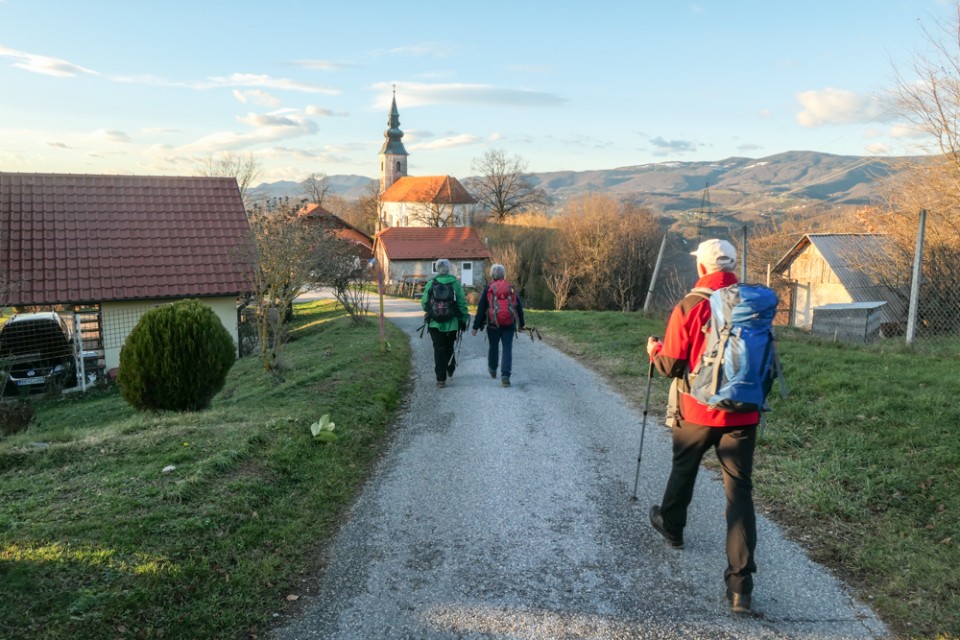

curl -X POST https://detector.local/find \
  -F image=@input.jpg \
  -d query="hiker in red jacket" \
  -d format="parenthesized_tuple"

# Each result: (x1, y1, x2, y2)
(646, 238, 758, 614)
(471, 263, 525, 388)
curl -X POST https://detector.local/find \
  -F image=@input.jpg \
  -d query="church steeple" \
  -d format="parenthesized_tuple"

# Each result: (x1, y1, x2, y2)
(379, 88, 409, 193)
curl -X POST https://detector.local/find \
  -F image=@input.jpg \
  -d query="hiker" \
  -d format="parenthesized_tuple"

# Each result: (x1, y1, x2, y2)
(646, 238, 759, 614)
(471, 263, 525, 387)
(421, 259, 469, 388)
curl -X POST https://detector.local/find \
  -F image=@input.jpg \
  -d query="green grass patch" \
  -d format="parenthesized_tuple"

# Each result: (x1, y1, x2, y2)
(0, 300, 410, 640)
(527, 309, 960, 639)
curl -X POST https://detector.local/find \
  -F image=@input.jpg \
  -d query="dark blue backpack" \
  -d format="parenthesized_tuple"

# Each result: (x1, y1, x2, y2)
(688, 283, 786, 412)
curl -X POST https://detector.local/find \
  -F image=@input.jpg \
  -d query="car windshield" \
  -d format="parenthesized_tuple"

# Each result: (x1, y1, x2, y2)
(0, 319, 72, 358)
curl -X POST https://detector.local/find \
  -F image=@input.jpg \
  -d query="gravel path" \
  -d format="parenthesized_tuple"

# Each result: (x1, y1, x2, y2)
(272, 293, 889, 640)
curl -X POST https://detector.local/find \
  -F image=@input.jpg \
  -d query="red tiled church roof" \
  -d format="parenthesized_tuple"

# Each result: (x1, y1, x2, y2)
(380, 176, 476, 205)
(375, 226, 492, 260)
(0, 172, 252, 306)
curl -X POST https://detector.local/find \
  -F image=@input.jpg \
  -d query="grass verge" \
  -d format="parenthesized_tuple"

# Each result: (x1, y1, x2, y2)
(526, 309, 959, 640)
(0, 300, 410, 640)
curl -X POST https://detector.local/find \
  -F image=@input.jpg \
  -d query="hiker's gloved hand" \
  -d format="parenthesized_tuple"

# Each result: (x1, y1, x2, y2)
(646, 336, 661, 357)
(459, 319, 467, 331)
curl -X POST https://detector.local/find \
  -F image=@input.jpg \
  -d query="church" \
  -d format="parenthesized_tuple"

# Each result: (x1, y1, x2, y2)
(372, 92, 491, 290)
(377, 91, 477, 229)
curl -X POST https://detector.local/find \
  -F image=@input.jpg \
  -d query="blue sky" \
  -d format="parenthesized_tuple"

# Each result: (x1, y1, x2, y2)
(0, 0, 952, 184)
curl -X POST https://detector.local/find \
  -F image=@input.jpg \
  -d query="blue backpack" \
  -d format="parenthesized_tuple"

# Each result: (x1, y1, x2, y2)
(688, 283, 787, 413)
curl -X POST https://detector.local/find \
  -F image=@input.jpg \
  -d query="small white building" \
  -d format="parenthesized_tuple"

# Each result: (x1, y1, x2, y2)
(0, 172, 251, 374)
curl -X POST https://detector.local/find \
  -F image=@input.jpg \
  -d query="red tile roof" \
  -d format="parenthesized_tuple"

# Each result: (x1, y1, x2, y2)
(381, 176, 476, 204)
(0, 172, 252, 306)
(296, 203, 373, 258)
(375, 226, 492, 260)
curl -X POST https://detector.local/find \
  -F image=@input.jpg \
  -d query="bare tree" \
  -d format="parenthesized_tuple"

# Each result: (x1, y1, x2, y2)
(241, 204, 333, 375)
(877, 2, 960, 333)
(197, 152, 263, 210)
(544, 262, 574, 310)
(301, 172, 330, 207)
(554, 195, 660, 311)
(409, 200, 455, 227)
(469, 149, 547, 223)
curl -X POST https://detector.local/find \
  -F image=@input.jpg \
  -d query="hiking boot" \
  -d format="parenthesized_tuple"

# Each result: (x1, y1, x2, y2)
(501, 376, 511, 387)
(649, 505, 684, 549)
(726, 588, 752, 614)
(488, 368, 497, 379)
(446, 365, 455, 378)
(436, 380, 446, 388)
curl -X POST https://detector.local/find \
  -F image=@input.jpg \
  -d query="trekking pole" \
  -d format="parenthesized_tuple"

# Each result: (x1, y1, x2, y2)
(631, 358, 657, 501)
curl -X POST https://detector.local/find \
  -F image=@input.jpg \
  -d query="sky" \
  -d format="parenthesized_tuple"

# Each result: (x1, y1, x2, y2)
(0, 0, 954, 185)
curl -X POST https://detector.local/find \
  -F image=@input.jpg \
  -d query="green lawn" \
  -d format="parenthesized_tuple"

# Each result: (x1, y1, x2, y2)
(526, 308, 960, 640)
(2, 302, 958, 639)
(0, 300, 410, 640)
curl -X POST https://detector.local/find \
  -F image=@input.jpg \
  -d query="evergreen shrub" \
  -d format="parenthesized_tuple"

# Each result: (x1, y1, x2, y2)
(118, 299, 236, 411)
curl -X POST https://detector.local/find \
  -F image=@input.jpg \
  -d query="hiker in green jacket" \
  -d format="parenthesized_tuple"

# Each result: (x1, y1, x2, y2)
(421, 259, 469, 388)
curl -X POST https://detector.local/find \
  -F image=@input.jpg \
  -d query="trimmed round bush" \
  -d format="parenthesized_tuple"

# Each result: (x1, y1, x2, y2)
(118, 299, 236, 411)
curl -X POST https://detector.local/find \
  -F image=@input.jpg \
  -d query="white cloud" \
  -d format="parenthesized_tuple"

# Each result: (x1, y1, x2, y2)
(290, 59, 352, 71)
(176, 112, 318, 154)
(233, 89, 281, 107)
(410, 134, 481, 150)
(371, 43, 455, 58)
(889, 123, 927, 139)
(305, 105, 347, 117)
(649, 136, 697, 155)
(197, 73, 339, 94)
(374, 82, 566, 109)
(0, 44, 96, 77)
(92, 129, 131, 143)
(865, 142, 892, 154)
(488, 132, 504, 141)
(795, 88, 888, 127)
(237, 113, 300, 128)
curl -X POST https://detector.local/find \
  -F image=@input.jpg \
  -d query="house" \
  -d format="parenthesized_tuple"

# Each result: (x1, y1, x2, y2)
(377, 90, 477, 229)
(373, 227, 492, 291)
(771, 233, 907, 330)
(0, 172, 251, 374)
(297, 203, 373, 260)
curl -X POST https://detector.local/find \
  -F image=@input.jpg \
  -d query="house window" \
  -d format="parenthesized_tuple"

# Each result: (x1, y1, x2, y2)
(396, 161, 401, 172)
(431, 261, 440, 274)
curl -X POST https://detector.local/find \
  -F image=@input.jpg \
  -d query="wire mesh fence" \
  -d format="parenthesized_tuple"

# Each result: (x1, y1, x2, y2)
(645, 215, 960, 346)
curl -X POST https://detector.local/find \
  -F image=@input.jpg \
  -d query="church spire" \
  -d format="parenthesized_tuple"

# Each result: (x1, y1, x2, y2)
(379, 87, 408, 193)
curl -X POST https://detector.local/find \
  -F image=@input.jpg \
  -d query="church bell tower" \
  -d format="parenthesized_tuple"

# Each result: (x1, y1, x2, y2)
(379, 88, 409, 193)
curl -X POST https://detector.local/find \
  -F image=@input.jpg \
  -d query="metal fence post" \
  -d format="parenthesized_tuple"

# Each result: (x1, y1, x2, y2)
(906, 208, 927, 346)
(643, 234, 668, 312)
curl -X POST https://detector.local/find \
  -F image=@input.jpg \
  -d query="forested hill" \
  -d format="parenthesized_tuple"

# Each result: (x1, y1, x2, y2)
(254, 151, 917, 214)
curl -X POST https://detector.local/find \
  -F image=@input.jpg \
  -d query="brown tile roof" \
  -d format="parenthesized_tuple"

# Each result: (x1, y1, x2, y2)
(374, 226, 492, 260)
(381, 175, 476, 205)
(0, 172, 252, 306)
(296, 203, 373, 258)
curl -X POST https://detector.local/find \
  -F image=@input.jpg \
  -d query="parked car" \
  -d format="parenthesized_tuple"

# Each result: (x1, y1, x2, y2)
(0, 312, 77, 396)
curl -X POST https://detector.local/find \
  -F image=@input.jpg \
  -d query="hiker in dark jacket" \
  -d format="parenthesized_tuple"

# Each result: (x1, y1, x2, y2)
(471, 263, 525, 387)
(646, 238, 759, 614)
(421, 259, 469, 389)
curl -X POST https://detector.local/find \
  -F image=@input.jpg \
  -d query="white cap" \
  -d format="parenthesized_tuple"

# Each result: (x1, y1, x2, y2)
(691, 238, 737, 271)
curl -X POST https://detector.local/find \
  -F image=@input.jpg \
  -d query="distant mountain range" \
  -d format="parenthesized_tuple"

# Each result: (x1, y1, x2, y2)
(252, 151, 914, 216)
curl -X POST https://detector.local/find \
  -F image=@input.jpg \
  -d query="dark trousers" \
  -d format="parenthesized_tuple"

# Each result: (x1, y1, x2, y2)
(429, 328, 458, 382)
(660, 419, 758, 595)
(486, 326, 515, 377)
